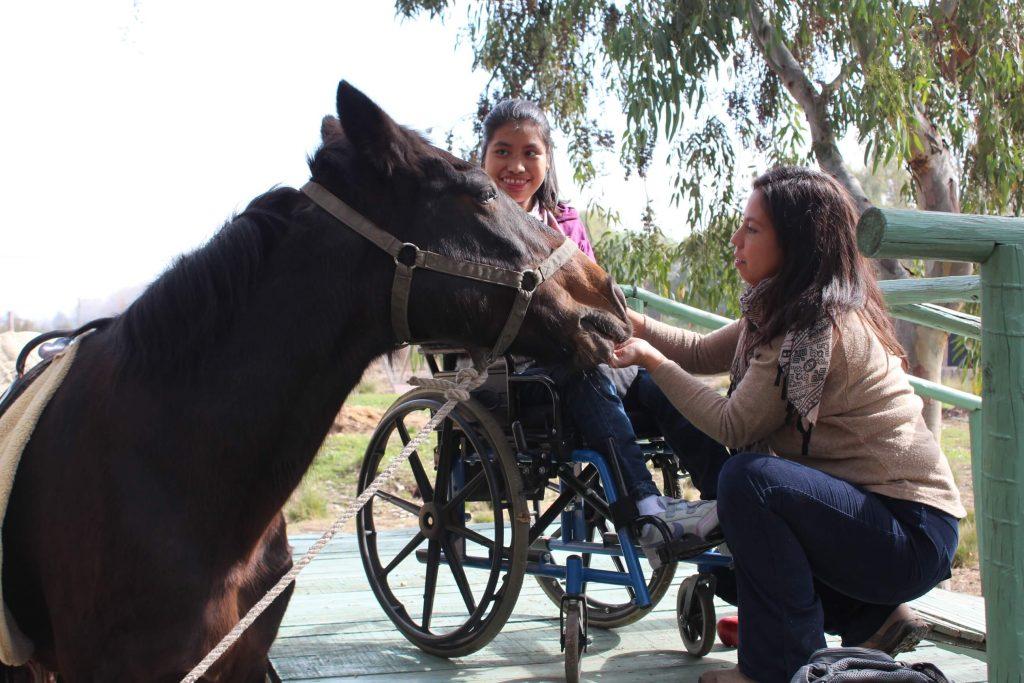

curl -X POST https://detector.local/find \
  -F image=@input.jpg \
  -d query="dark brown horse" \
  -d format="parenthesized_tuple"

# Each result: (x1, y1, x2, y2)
(0, 82, 630, 681)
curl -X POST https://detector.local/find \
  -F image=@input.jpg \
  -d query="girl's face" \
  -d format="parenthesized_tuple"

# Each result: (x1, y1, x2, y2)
(731, 190, 784, 286)
(482, 122, 549, 211)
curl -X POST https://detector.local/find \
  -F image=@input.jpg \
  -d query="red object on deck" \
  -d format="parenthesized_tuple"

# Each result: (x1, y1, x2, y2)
(717, 616, 739, 647)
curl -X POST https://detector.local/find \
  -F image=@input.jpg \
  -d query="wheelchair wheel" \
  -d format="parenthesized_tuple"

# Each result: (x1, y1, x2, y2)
(677, 574, 716, 657)
(534, 456, 680, 628)
(562, 599, 586, 683)
(356, 388, 529, 658)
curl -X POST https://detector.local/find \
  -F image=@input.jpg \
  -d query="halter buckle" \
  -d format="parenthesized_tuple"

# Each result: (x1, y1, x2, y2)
(520, 269, 542, 293)
(395, 243, 419, 269)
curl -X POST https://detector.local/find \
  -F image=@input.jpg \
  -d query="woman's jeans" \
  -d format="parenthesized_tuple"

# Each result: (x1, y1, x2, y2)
(518, 365, 730, 500)
(715, 452, 960, 682)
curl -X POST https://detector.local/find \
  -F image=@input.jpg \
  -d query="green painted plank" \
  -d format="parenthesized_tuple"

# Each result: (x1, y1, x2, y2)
(889, 303, 981, 340)
(906, 375, 982, 412)
(858, 207, 1024, 262)
(620, 286, 732, 330)
(878, 275, 982, 305)
(620, 288, 982, 411)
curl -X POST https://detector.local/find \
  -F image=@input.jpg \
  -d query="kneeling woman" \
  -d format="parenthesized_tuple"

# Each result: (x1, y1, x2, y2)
(611, 166, 964, 683)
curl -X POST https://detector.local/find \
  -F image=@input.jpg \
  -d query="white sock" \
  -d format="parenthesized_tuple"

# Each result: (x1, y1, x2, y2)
(637, 494, 663, 516)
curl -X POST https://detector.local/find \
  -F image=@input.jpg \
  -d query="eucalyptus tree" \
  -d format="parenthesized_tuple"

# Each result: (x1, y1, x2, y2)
(399, 0, 1024, 434)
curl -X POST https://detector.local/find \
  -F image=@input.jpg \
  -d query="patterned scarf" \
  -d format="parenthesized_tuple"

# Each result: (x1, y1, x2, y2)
(729, 277, 834, 454)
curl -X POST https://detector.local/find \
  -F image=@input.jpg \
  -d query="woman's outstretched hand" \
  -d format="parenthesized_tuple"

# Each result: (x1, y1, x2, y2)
(610, 337, 666, 372)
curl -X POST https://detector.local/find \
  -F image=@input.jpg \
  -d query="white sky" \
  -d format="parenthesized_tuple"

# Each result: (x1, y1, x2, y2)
(0, 1, 857, 321)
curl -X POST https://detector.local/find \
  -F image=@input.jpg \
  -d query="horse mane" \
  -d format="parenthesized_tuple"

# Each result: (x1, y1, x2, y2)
(113, 187, 299, 375)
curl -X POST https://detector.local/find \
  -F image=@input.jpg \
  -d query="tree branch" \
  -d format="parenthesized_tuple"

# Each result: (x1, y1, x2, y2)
(747, 0, 906, 282)
(748, 0, 820, 114)
(820, 59, 855, 99)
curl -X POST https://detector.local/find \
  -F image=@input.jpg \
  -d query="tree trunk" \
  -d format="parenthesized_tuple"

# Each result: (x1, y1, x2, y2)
(747, 1, 906, 284)
(748, 2, 969, 442)
(905, 105, 972, 438)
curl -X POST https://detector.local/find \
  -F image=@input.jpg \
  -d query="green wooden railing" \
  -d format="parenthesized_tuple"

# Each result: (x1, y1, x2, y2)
(860, 207, 1024, 681)
(623, 205, 1023, 680)
(620, 283, 982, 413)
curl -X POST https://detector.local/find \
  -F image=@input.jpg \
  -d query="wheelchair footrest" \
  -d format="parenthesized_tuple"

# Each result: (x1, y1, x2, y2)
(657, 532, 727, 564)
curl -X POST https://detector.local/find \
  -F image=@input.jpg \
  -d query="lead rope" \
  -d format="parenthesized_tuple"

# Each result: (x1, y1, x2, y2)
(181, 365, 489, 683)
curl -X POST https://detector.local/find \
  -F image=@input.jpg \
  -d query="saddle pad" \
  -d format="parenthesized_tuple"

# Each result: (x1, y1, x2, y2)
(0, 341, 79, 666)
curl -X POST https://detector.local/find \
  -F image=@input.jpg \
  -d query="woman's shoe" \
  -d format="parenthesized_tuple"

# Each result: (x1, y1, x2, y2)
(856, 604, 930, 655)
(716, 615, 739, 647)
(698, 666, 755, 682)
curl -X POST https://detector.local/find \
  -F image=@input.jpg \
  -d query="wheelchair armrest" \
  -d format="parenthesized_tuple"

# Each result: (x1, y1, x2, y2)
(507, 374, 562, 428)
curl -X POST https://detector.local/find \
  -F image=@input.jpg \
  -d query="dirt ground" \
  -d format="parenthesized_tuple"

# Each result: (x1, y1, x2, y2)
(329, 405, 385, 434)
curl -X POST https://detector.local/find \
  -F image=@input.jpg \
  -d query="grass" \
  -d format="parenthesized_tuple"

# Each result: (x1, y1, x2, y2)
(285, 433, 372, 523)
(345, 392, 400, 410)
(953, 509, 978, 568)
(941, 416, 978, 572)
(942, 419, 972, 467)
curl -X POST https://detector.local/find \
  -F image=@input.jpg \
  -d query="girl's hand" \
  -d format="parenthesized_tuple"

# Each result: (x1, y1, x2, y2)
(625, 309, 646, 339)
(610, 337, 666, 372)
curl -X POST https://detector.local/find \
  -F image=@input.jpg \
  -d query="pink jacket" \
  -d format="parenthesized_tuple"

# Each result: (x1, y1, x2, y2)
(553, 203, 596, 262)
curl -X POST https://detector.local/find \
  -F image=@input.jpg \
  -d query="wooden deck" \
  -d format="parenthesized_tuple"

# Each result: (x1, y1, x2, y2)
(269, 532, 989, 682)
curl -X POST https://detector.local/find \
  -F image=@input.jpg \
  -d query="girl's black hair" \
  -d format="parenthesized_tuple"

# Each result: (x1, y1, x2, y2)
(750, 166, 905, 361)
(480, 99, 561, 216)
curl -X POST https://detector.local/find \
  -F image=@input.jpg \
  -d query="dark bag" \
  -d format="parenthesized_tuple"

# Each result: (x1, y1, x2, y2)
(790, 647, 954, 682)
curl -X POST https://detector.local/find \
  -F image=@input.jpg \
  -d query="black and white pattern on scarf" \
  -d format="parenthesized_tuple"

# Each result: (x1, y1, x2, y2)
(729, 277, 834, 454)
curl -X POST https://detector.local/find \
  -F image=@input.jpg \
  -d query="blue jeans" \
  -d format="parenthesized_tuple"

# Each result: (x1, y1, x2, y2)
(715, 452, 959, 682)
(518, 365, 730, 500)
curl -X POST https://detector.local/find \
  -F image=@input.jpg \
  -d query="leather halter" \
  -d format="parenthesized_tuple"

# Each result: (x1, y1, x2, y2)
(301, 181, 579, 361)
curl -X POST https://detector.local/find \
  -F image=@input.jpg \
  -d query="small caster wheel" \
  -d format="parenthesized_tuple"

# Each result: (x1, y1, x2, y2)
(677, 574, 716, 657)
(561, 598, 587, 682)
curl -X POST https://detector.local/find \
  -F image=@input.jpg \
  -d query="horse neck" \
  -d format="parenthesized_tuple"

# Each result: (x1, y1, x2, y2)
(158, 220, 396, 559)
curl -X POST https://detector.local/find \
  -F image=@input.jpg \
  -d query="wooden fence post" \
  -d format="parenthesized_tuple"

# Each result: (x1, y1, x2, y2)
(979, 244, 1024, 679)
(858, 206, 1024, 682)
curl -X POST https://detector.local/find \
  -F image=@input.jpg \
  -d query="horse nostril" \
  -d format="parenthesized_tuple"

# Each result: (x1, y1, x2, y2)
(581, 312, 630, 345)
(605, 275, 630, 324)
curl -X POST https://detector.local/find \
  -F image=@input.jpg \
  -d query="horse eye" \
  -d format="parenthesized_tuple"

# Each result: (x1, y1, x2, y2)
(480, 189, 498, 204)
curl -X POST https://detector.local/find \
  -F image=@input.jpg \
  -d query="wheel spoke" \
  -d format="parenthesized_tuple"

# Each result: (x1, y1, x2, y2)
(376, 490, 421, 516)
(397, 418, 434, 502)
(434, 419, 454, 502)
(449, 524, 495, 551)
(408, 452, 434, 503)
(395, 416, 412, 445)
(442, 535, 477, 614)
(443, 471, 485, 512)
(422, 540, 440, 630)
(382, 532, 426, 577)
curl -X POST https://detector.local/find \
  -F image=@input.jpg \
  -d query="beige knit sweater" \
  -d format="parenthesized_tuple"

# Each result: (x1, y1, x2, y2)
(644, 314, 966, 519)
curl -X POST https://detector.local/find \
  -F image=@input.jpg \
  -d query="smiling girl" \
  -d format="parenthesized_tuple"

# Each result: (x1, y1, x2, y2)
(481, 100, 595, 261)
(478, 100, 725, 546)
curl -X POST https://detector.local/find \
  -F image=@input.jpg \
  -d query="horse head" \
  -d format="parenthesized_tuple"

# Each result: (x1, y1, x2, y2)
(309, 81, 631, 367)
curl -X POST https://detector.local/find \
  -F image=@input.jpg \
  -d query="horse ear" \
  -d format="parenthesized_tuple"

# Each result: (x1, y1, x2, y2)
(336, 81, 415, 176)
(321, 115, 345, 143)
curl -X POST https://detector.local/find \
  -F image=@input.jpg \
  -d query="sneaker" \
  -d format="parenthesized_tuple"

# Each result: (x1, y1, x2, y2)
(638, 498, 719, 547)
(856, 604, 930, 655)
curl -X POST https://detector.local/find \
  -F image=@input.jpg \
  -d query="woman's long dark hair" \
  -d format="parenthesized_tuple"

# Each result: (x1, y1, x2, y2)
(749, 166, 905, 361)
(480, 99, 561, 216)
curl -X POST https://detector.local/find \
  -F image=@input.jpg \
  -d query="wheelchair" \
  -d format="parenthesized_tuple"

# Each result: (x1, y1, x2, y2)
(356, 347, 733, 681)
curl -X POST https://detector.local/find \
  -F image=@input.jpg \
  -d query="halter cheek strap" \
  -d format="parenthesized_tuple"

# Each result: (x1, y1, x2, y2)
(300, 181, 578, 360)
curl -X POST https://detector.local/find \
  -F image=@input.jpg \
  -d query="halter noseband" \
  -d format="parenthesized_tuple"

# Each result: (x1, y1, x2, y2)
(301, 181, 579, 361)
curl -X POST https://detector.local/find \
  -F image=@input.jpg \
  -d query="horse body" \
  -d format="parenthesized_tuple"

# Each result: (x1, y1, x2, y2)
(2, 82, 629, 681)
